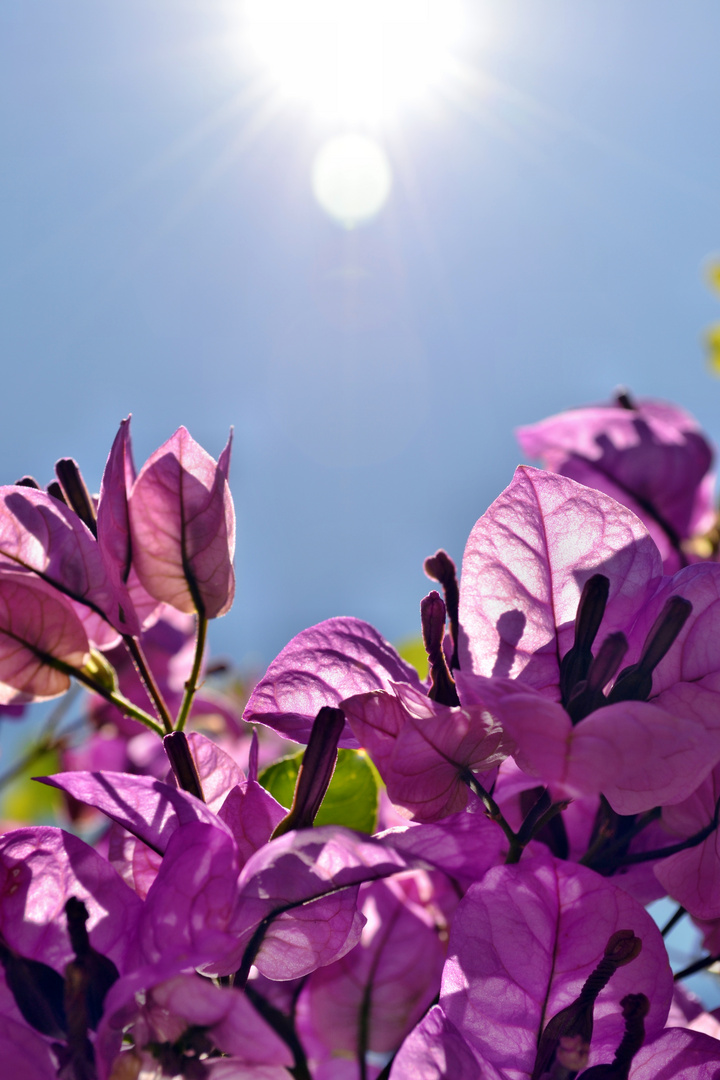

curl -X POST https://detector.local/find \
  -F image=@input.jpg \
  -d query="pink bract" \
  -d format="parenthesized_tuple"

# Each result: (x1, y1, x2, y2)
(0, 484, 140, 645)
(517, 396, 715, 572)
(441, 852, 673, 1076)
(128, 426, 235, 618)
(0, 573, 90, 703)
(244, 616, 425, 745)
(343, 682, 508, 821)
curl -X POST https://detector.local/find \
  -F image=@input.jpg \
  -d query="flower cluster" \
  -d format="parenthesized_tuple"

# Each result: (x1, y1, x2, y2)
(0, 394, 720, 1078)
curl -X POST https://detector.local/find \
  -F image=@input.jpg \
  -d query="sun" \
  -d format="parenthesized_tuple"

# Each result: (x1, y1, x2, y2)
(243, 0, 465, 126)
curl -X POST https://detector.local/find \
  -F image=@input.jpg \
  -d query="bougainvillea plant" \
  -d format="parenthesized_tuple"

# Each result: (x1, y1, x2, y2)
(0, 393, 720, 1079)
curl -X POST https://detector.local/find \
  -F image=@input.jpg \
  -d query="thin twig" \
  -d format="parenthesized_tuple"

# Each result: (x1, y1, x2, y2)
(580, 806, 662, 869)
(674, 953, 720, 982)
(123, 635, 174, 733)
(661, 905, 686, 938)
(175, 613, 208, 732)
(461, 769, 519, 859)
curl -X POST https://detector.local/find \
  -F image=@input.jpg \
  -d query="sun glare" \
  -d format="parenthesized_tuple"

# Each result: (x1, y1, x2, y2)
(243, 0, 464, 125)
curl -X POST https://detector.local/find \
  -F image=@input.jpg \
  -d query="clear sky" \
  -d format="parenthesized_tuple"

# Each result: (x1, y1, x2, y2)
(2, 1, 720, 672)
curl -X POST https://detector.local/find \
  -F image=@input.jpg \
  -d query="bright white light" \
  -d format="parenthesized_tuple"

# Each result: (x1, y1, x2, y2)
(244, 0, 464, 124)
(312, 135, 392, 226)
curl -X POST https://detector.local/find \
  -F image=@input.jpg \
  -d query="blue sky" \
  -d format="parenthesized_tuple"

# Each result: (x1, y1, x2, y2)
(2, 1, 720, 672)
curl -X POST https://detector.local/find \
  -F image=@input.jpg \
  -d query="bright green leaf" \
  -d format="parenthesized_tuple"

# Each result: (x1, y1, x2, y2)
(259, 753, 301, 810)
(259, 747, 380, 834)
(1, 746, 62, 824)
(396, 635, 429, 680)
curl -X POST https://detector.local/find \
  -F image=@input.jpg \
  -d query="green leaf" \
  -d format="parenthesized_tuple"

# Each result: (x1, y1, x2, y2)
(257, 753, 300, 810)
(396, 635, 429, 681)
(259, 748, 380, 834)
(1, 746, 62, 824)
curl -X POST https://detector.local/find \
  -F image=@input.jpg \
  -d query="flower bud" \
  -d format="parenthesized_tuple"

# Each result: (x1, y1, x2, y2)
(424, 549, 460, 669)
(421, 591, 460, 707)
(271, 706, 345, 837)
(560, 575, 610, 706)
(608, 596, 691, 703)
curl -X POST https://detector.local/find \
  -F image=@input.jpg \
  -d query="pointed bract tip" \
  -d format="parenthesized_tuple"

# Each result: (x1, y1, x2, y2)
(218, 428, 233, 481)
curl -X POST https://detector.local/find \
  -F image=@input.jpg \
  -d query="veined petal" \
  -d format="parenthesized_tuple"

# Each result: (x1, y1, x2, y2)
(96, 417, 136, 587)
(0, 485, 140, 641)
(473, 676, 715, 814)
(517, 397, 716, 570)
(0, 827, 141, 973)
(128, 427, 235, 618)
(245, 617, 424, 745)
(458, 467, 661, 697)
(441, 853, 671, 1076)
(0, 572, 89, 703)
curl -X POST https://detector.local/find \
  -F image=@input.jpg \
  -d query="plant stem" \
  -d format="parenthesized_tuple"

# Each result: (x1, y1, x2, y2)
(243, 984, 311, 1080)
(661, 905, 686, 937)
(461, 769, 520, 860)
(18, 647, 166, 738)
(614, 800, 720, 867)
(122, 635, 174, 733)
(91, 688, 165, 737)
(673, 953, 720, 981)
(580, 805, 662, 870)
(175, 613, 208, 732)
(64, 663, 165, 736)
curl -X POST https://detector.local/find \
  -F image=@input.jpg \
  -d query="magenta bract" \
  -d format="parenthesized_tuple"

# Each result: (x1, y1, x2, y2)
(461, 677, 713, 814)
(128, 426, 235, 618)
(517, 396, 715, 571)
(458, 466, 661, 693)
(0, 827, 141, 973)
(96, 417, 162, 629)
(343, 683, 508, 821)
(38, 770, 229, 853)
(0, 573, 89, 703)
(227, 828, 417, 981)
(0, 1014, 58, 1079)
(457, 468, 720, 811)
(96, 417, 136, 590)
(655, 765, 720, 921)
(389, 1006, 484, 1079)
(0, 485, 140, 645)
(299, 873, 450, 1065)
(628, 1028, 720, 1078)
(441, 853, 672, 1075)
(97, 972, 293, 1079)
(244, 616, 425, 745)
(378, 812, 507, 891)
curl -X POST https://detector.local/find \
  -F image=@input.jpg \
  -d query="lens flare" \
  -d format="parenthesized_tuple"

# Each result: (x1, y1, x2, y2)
(312, 134, 392, 226)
